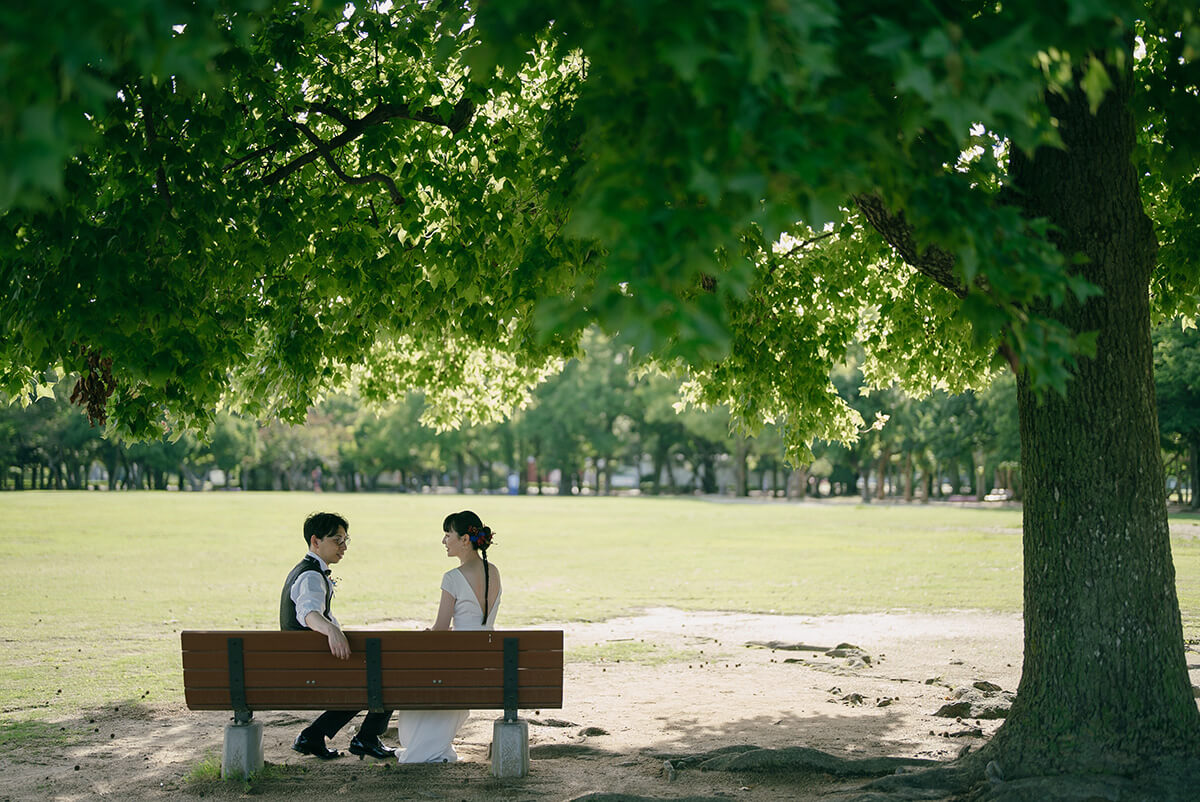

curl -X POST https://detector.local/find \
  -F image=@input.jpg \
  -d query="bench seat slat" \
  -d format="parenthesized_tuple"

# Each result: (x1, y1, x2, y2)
(181, 630, 562, 652)
(182, 667, 563, 689)
(184, 686, 563, 710)
(181, 649, 563, 671)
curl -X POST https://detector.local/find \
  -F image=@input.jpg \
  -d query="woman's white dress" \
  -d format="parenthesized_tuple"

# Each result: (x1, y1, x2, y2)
(395, 567, 501, 763)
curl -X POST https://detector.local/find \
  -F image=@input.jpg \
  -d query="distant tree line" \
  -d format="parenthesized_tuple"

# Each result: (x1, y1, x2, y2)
(4, 327, 1198, 503)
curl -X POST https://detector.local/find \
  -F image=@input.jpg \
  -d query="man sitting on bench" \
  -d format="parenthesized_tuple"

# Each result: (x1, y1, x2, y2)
(282, 511, 395, 760)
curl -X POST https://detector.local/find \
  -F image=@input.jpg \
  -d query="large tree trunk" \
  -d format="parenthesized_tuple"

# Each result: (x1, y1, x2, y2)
(984, 58, 1200, 777)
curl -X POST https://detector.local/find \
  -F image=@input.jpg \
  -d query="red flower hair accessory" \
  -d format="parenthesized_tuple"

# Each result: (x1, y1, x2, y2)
(466, 525, 494, 550)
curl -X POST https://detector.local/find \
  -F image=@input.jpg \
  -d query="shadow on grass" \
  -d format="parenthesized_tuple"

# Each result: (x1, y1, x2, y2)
(642, 708, 955, 771)
(0, 697, 162, 750)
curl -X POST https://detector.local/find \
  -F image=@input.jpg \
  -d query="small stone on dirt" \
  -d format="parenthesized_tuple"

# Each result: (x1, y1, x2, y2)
(933, 701, 973, 718)
(529, 717, 578, 728)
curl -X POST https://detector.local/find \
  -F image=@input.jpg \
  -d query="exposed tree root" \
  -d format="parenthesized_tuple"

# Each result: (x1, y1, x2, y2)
(570, 795, 727, 802)
(659, 743, 937, 777)
(660, 745, 1200, 802)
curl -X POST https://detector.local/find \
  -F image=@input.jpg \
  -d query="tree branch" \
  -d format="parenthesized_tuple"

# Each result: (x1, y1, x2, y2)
(305, 102, 355, 128)
(261, 97, 476, 188)
(224, 143, 281, 173)
(780, 230, 836, 259)
(854, 193, 1025, 373)
(291, 118, 406, 205)
(768, 230, 837, 276)
(853, 193, 966, 298)
(140, 85, 174, 212)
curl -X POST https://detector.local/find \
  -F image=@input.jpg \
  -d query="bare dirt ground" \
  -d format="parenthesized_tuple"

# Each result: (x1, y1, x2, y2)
(6, 609, 1199, 801)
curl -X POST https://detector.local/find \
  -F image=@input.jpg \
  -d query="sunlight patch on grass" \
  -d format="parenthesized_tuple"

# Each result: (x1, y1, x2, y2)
(183, 753, 222, 785)
(567, 639, 710, 666)
(0, 718, 77, 749)
(185, 753, 301, 791)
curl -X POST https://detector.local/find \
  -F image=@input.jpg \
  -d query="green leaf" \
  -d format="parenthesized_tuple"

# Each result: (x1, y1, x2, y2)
(1081, 54, 1113, 114)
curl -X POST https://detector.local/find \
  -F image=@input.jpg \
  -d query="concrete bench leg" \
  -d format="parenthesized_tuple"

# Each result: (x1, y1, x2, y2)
(490, 717, 529, 778)
(222, 717, 264, 779)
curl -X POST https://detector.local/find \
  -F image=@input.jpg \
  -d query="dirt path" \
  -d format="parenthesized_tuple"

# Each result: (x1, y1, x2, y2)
(5, 609, 1193, 801)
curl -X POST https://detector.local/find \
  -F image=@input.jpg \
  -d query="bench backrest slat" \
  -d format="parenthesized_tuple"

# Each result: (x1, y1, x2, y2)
(183, 630, 559, 651)
(183, 667, 564, 688)
(181, 630, 563, 712)
(182, 648, 564, 670)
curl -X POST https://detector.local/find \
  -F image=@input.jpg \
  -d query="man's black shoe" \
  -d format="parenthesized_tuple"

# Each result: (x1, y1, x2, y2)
(292, 732, 341, 760)
(348, 735, 396, 760)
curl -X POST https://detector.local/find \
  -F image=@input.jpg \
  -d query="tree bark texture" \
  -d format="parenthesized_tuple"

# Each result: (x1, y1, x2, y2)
(986, 61, 1200, 776)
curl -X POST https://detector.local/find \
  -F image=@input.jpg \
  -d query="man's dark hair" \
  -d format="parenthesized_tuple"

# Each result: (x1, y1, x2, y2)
(304, 511, 349, 546)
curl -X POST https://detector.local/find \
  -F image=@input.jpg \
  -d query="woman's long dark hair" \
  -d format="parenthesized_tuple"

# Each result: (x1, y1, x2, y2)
(451, 510, 494, 625)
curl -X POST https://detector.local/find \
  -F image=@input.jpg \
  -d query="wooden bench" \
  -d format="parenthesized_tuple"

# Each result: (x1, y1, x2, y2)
(181, 629, 564, 778)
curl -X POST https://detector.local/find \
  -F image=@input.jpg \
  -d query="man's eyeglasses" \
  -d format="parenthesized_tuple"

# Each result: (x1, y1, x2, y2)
(327, 535, 350, 547)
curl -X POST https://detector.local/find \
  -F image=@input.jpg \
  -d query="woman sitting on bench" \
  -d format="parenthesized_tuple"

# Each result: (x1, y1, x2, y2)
(395, 510, 503, 763)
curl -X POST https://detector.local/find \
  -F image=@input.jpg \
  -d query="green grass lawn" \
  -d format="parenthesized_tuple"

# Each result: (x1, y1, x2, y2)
(3, 491, 1199, 723)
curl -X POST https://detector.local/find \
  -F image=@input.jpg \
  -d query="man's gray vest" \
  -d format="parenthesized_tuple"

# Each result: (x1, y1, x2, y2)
(280, 555, 333, 631)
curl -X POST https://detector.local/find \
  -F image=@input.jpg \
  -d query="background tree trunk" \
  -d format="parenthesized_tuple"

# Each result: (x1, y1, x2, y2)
(734, 435, 749, 497)
(1190, 439, 1199, 510)
(875, 447, 890, 500)
(904, 452, 914, 502)
(984, 59, 1200, 777)
(973, 448, 986, 502)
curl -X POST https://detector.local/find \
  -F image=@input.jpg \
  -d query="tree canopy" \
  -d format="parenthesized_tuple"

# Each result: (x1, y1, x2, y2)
(7, 1, 1193, 450)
